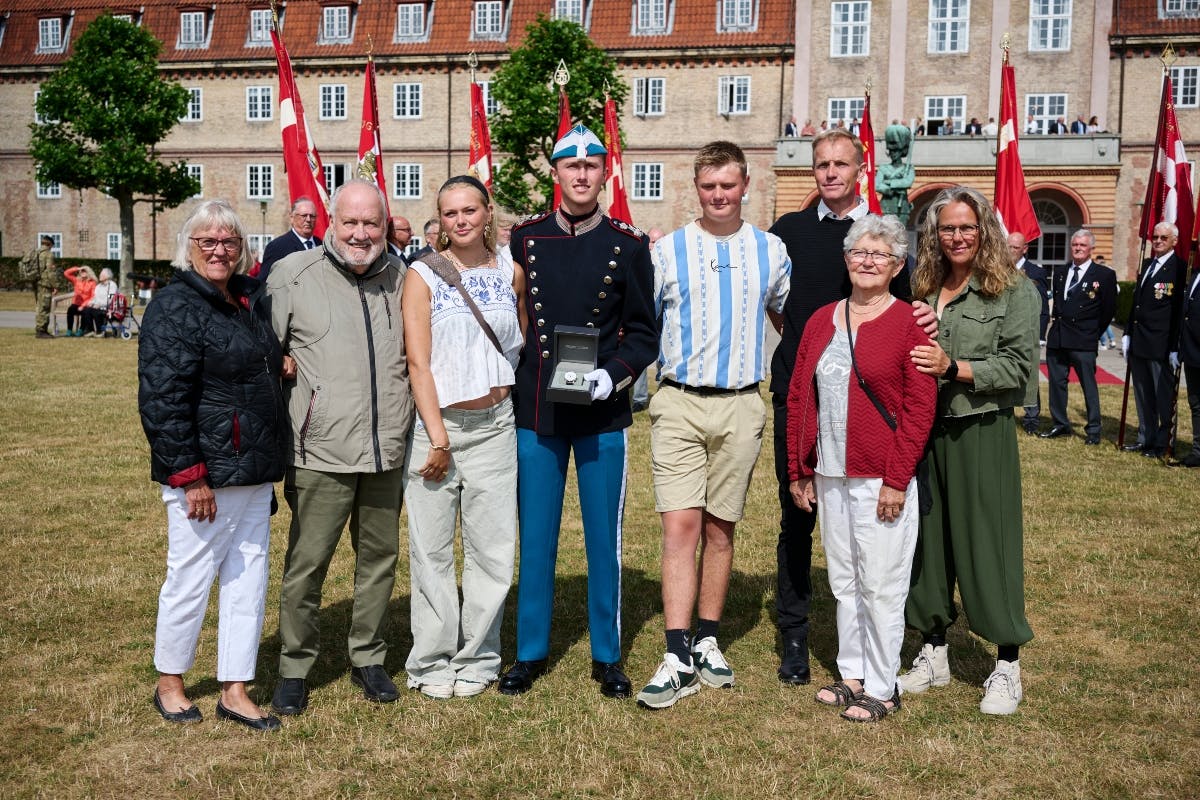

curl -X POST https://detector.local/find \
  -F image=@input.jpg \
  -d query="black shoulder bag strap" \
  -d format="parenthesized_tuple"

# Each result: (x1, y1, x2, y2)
(421, 252, 505, 354)
(844, 300, 897, 431)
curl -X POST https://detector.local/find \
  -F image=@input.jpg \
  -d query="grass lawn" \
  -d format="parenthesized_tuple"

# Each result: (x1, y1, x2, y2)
(0, 290, 35, 312)
(0, 328, 1197, 798)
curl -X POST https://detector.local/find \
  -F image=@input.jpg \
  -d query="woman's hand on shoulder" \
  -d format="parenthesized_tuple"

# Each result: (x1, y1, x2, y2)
(911, 301, 939, 338)
(911, 340, 949, 376)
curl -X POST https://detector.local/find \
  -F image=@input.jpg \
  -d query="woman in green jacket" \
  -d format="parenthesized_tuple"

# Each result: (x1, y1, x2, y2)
(902, 186, 1041, 716)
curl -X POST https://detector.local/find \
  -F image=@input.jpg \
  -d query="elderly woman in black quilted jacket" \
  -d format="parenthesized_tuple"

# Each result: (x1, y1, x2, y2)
(138, 199, 287, 731)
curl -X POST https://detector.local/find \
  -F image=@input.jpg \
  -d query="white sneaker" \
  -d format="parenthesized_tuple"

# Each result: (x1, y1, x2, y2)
(691, 636, 734, 688)
(898, 643, 950, 694)
(452, 678, 490, 698)
(636, 653, 700, 710)
(407, 677, 453, 699)
(979, 660, 1023, 715)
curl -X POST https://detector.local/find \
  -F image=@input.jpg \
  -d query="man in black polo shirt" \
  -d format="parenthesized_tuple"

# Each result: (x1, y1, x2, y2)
(767, 128, 928, 685)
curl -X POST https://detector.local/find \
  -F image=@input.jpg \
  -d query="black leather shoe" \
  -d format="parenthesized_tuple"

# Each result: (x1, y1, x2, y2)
(216, 700, 282, 731)
(591, 660, 632, 698)
(1022, 425, 1039, 436)
(1141, 448, 1164, 459)
(1122, 443, 1145, 452)
(271, 678, 309, 716)
(1084, 436, 1101, 446)
(778, 638, 811, 685)
(1040, 426, 1073, 439)
(153, 689, 202, 724)
(1180, 454, 1200, 468)
(350, 665, 399, 703)
(498, 660, 546, 695)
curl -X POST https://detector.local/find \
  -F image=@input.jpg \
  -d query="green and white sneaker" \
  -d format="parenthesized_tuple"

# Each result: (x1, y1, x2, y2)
(691, 636, 735, 688)
(636, 653, 700, 710)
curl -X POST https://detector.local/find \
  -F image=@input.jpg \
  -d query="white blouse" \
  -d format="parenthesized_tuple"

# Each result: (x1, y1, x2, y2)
(410, 252, 522, 407)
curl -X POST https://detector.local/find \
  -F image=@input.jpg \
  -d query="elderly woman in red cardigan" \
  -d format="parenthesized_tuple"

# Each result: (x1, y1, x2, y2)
(787, 213, 936, 723)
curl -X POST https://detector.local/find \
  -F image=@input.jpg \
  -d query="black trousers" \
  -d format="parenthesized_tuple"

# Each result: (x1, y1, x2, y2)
(772, 392, 815, 638)
(1046, 347, 1101, 437)
(1186, 364, 1200, 458)
(1129, 355, 1174, 450)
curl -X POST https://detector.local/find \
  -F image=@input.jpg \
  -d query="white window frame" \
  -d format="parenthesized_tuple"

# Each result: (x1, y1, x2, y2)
(38, 233, 63, 258)
(179, 11, 207, 47)
(322, 6, 352, 41)
(393, 163, 423, 199)
(635, 0, 669, 33)
(38, 17, 64, 52)
(182, 87, 202, 122)
(479, 80, 502, 115)
(631, 163, 664, 200)
(830, 1, 871, 57)
(1029, 0, 1071, 52)
(248, 9, 273, 44)
(827, 97, 865, 127)
(396, 3, 427, 39)
(393, 82, 423, 119)
(247, 164, 274, 200)
(928, 0, 969, 54)
(473, 1, 505, 38)
(1025, 92, 1067, 133)
(34, 90, 59, 125)
(1163, 0, 1200, 17)
(925, 95, 967, 132)
(323, 163, 350, 195)
(319, 84, 348, 121)
(718, 75, 751, 116)
(634, 77, 665, 116)
(1172, 66, 1200, 108)
(247, 234, 274, 262)
(555, 0, 584, 23)
(112, 14, 135, 24)
(37, 180, 62, 199)
(246, 85, 273, 121)
(107, 233, 122, 261)
(719, 0, 755, 31)
(186, 164, 203, 197)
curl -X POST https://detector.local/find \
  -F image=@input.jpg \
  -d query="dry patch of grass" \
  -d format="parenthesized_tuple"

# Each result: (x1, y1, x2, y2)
(0, 290, 35, 312)
(0, 330, 1198, 798)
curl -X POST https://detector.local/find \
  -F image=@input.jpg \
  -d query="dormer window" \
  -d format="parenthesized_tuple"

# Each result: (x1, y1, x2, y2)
(249, 8, 274, 45)
(111, 12, 141, 26)
(472, 1, 507, 40)
(37, 16, 70, 53)
(321, 5, 353, 43)
(718, 0, 756, 32)
(1163, 0, 1200, 18)
(178, 10, 210, 49)
(633, 0, 670, 35)
(395, 3, 428, 41)
(554, 0, 584, 24)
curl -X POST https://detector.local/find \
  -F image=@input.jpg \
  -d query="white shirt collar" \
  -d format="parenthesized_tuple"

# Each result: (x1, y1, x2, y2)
(817, 197, 869, 222)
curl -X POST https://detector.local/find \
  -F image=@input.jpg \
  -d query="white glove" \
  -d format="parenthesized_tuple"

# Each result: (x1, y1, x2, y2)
(1121, 335, 1129, 360)
(1170, 352, 1180, 371)
(584, 369, 613, 401)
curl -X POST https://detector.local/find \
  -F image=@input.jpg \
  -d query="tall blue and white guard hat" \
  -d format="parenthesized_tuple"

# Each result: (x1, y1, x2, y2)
(551, 123, 608, 162)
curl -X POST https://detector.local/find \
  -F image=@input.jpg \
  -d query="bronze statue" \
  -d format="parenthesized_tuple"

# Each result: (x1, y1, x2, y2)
(877, 124, 915, 226)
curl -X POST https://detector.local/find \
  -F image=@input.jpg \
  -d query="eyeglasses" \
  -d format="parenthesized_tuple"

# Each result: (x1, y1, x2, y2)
(293, 213, 318, 220)
(846, 248, 898, 265)
(1150, 235, 1172, 241)
(937, 224, 980, 239)
(190, 237, 243, 253)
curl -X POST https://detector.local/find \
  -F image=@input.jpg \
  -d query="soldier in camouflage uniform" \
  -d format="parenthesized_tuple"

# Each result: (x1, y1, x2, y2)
(34, 236, 58, 339)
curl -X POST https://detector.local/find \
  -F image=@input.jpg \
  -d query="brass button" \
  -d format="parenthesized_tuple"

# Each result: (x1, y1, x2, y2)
(608, 260, 618, 269)
(531, 287, 539, 295)
(598, 291, 607, 300)
(592, 308, 600, 315)
(529, 271, 537, 280)
(613, 246, 621, 255)
(603, 275, 613, 285)
(534, 302, 542, 311)
(541, 350, 550, 358)
(528, 254, 536, 263)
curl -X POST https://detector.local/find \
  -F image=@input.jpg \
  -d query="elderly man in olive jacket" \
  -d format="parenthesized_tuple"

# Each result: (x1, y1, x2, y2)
(264, 179, 414, 715)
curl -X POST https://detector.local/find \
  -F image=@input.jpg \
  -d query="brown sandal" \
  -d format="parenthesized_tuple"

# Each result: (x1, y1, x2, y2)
(815, 680, 864, 707)
(840, 688, 901, 723)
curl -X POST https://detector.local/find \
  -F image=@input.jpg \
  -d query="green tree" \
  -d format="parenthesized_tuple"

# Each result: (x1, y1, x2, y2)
(29, 13, 199, 278)
(490, 16, 626, 214)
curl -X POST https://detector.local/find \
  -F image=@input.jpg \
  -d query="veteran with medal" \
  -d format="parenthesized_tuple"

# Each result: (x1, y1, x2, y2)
(499, 124, 658, 698)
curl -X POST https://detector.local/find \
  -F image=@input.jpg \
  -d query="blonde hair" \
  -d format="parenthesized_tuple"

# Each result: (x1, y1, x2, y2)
(912, 186, 1016, 300)
(172, 200, 254, 276)
(435, 176, 497, 253)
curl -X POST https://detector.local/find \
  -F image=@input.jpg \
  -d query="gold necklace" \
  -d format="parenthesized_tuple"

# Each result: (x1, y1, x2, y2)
(848, 295, 888, 315)
(446, 250, 493, 270)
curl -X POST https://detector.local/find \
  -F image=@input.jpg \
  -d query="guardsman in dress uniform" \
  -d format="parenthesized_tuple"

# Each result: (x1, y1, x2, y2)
(1122, 222, 1185, 459)
(1041, 229, 1117, 445)
(498, 124, 658, 698)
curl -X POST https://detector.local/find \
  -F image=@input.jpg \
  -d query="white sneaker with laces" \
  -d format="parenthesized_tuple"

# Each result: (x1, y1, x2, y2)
(979, 660, 1023, 715)
(407, 676, 453, 699)
(898, 643, 950, 694)
(452, 678, 490, 698)
(691, 636, 734, 688)
(636, 653, 700, 710)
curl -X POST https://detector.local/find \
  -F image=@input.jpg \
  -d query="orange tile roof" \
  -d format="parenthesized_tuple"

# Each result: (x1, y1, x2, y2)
(1112, 0, 1200, 39)
(0, 1, 795, 69)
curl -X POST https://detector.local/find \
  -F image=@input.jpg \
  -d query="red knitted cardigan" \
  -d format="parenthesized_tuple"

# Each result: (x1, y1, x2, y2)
(786, 298, 937, 490)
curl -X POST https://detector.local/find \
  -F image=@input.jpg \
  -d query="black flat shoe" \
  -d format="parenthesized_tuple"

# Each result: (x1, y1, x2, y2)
(153, 688, 202, 724)
(1122, 443, 1145, 452)
(591, 661, 631, 698)
(1040, 426, 1072, 439)
(498, 660, 546, 695)
(1084, 436, 1101, 446)
(1180, 454, 1200, 468)
(350, 665, 400, 703)
(216, 700, 282, 731)
(778, 638, 811, 685)
(271, 678, 309, 716)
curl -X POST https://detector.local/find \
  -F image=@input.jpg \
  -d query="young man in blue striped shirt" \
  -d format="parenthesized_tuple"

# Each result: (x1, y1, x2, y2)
(636, 141, 792, 709)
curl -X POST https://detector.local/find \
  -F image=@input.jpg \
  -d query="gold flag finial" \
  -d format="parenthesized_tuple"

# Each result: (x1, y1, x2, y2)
(1162, 43, 1179, 70)
(1001, 32, 1011, 64)
(865, 77, 872, 98)
(367, 34, 373, 59)
(467, 51, 479, 83)
(553, 59, 571, 88)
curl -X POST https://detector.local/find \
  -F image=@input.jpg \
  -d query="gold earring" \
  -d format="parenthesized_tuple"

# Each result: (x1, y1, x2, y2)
(438, 231, 449, 248)
(484, 221, 493, 239)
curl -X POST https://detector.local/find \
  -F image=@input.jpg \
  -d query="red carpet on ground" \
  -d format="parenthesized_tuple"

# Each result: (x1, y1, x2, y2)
(1039, 363, 1123, 385)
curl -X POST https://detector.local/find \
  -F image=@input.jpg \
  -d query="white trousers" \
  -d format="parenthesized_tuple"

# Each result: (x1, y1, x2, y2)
(816, 474, 919, 701)
(403, 398, 517, 686)
(154, 482, 272, 682)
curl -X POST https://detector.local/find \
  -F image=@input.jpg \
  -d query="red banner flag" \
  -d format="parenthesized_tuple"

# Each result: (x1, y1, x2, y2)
(994, 58, 1041, 242)
(357, 55, 390, 218)
(1142, 73, 1195, 261)
(270, 24, 330, 238)
(603, 95, 633, 225)
(857, 94, 882, 214)
(551, 88, 572, 210)
(468, 82, 494, 193)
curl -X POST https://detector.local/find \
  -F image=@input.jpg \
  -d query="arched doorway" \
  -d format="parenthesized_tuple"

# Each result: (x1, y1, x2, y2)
(1030, 198, 1070, 266)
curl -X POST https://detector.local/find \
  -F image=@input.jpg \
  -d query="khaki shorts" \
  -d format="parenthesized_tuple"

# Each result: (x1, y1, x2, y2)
(649, 384, 767, 522)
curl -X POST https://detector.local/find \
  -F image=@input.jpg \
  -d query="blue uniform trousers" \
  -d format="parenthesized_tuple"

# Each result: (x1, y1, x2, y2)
(515, 428, 626, 664)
